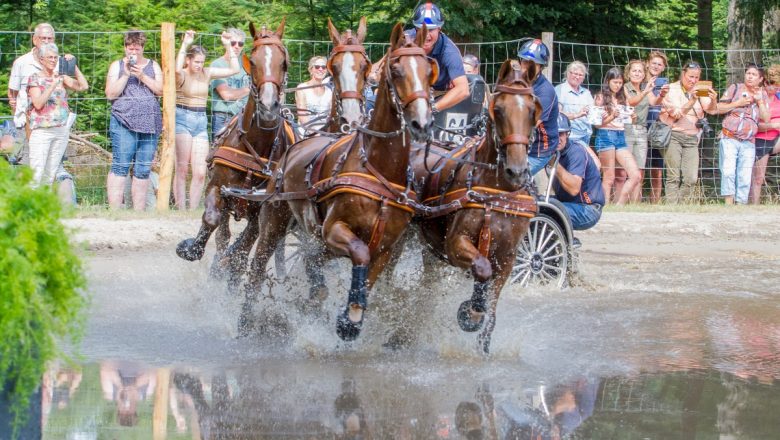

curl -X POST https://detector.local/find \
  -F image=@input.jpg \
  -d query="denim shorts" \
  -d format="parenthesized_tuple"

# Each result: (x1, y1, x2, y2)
(175, 106, 208, 139)
(755, 137, 778, 159)
(594, 129, 627, 152)
(109, 115, 158, 179)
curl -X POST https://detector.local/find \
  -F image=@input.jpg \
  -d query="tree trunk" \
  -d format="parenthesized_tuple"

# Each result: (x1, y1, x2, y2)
(726, 0, 764, 84)
(698, 0, 714, 74)
(764, 7, 780, 48)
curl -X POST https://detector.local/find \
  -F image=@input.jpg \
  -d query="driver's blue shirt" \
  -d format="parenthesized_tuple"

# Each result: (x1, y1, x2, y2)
(405, 29, 465, 91)
(530, 74, 559, 158)
(553, 140, 605, 206)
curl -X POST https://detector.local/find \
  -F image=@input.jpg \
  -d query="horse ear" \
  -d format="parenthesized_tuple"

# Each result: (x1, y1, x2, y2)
(389, 22, 405, 50)
(275, 17, 286, 39)
(414, 25, 428, 48)
(496, 59, 514, 84)
(327, 18, 341, 46)
(249, 22, 257, 39)
(356, 16, 367, 44)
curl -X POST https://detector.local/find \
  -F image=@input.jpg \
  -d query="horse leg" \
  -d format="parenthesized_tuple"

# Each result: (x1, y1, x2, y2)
(237, 202, 291, 337)
(176, 186, 223, 261)
(323, 221, 371, 341)
(303, 244, 328, 303)
(222, 209, 261, 291)
(207, 213, 231, 280)
(446, 234, 492, 334)
(476, 262, 512, 355)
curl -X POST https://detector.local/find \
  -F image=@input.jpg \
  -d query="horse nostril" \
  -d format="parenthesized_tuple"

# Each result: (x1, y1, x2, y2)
(410, 120, 422, 132)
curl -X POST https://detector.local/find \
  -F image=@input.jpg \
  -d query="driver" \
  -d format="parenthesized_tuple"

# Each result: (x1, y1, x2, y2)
(553, 114, 604, 231)
(369, 2, 469, 114)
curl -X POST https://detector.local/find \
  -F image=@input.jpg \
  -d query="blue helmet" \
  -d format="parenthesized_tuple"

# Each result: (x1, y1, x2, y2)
(413, 2, 445, 29)
(517, 39, 550, 66)
(558, 113, 571, 133)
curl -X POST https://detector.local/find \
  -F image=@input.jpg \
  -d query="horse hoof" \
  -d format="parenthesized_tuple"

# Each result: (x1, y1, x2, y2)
(457, 300, 485, 333)
(336, 310, 363, 342)
(309, 285, 329, 303)
(176, 238, 204, 261)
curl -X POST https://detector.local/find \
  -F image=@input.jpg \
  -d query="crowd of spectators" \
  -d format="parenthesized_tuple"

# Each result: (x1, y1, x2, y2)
(4, 22, 780, 209)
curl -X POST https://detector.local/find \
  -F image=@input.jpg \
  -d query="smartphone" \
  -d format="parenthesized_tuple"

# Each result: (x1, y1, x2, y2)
(128, 54, 137, 66)
(652, 77, 668, 95)
(695, 80, 712, 97)
(58, 56, 77, 76)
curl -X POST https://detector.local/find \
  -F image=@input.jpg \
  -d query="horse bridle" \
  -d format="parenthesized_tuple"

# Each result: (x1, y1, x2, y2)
(328, 41, 372, 132)
(489, 77, 540, 164)
(244, 33, 288, 128)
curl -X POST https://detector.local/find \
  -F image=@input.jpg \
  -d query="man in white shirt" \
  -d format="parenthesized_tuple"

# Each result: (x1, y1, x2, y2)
(7, 23, 60, 129)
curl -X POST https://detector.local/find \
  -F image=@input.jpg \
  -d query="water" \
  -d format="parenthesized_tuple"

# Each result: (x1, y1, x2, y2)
(41, 215, 780, 439)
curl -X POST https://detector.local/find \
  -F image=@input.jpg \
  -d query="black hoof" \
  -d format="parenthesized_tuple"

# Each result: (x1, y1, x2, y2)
(176, 238, 204, 261)
(457, 300, 485, 333)
(336, 309, 363, 342)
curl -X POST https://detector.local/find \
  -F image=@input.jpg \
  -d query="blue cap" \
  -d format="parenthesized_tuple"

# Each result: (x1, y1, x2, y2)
(413, 3, 444, 29)
(517, 39, 550, 66)
(557, 113, 571, 133)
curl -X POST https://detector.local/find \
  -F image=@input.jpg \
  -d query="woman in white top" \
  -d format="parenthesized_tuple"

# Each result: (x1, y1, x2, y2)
(295, 56, 332, 136)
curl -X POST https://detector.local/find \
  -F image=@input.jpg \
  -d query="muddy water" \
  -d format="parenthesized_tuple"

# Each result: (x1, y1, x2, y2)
(43, 216, 780, 439)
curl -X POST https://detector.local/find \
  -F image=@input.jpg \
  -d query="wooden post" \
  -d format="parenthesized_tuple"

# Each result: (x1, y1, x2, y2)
(157, 22, 176, 211)
(152, 368, 170, 440)
(542, 32, 554, 81)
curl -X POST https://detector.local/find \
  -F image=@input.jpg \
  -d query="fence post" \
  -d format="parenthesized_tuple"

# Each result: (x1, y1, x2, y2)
(152, 368, 170, 440)
(157, 22, 176, 211)
(542, 32, 554, 80)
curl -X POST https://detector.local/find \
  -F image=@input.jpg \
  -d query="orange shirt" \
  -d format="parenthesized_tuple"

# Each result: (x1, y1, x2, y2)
(659, 81, 712, 137)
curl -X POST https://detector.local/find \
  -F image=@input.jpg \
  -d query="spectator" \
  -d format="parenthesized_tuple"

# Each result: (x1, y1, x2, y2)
(463, 54, 480, 75)
(592, 67, 640, 204)
(553, 114, 604, 231)
(295, 56, 332, 136)
(209, 27, 250, 140)
(174, 30, 239, 210)
(105, 30, 163, 211)
(622, 59, 664, 202)
(750, 64, 780, 203)
(658, 61, 718, 203)
(8, 23, 60, 130)
(0, 119, 21, 160)
(517, 38, 559, 176)
(645, 51, 670, 203)
(715, 63, 770, 205)
(26, 43, 87, 188)
(555, 61, 594, 150)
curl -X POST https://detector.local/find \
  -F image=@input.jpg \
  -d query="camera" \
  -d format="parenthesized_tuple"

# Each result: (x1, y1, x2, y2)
(58, 56, 77, 76)
(695, 118, 714, 137)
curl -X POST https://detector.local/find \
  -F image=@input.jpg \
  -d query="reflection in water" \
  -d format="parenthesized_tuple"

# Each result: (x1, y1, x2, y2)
(42, 361, 780, 439)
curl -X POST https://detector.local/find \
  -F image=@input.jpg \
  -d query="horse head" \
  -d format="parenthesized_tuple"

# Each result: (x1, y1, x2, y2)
(489, 59, 541, 188)
(382, 22, 436, 143)
(246, 20, 288, 122)
(327, 17, 371, 129)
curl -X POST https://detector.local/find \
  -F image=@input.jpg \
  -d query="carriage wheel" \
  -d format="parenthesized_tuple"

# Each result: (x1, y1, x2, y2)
(510, 214, 569, 288)
(270, 227, 303, 280)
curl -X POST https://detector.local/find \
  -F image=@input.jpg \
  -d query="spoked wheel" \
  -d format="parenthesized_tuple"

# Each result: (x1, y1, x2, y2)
(270, 227, 303, 280)
(511, 214, 569, 288)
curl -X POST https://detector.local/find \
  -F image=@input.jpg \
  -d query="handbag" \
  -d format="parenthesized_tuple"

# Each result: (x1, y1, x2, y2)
(648, 119, 672, 151)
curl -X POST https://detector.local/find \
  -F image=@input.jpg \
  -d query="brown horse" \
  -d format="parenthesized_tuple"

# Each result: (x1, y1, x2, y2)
(411, 59, 540, 353)
(235, 23, 436, 340)
(175, 20, 291, 272)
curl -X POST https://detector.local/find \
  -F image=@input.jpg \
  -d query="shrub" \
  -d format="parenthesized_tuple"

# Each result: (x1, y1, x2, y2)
(0, 160, 87, 437)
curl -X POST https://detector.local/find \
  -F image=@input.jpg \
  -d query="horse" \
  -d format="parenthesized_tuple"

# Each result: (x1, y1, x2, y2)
(232, 23, 436, 340)
(175, 20, 292, 276)
(408, 59, 540, 354)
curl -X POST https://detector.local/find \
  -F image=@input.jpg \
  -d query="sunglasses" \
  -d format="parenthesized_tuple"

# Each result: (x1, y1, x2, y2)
(231, 41, 244, 47)
(685, 62, 701, 69)
(312, 65, 327, 70)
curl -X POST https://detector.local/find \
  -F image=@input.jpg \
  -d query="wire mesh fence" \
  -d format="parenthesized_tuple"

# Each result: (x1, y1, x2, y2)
(2, 28, 779, 207)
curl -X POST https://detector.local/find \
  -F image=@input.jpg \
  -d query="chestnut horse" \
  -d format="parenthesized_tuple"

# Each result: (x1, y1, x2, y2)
(175, 20, 292, 273)
(412, 59, 540, 353)
(234, 23, 436, 340)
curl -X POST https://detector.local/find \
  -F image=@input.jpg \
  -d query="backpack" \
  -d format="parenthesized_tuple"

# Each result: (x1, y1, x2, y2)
(721, 83, 759, 140)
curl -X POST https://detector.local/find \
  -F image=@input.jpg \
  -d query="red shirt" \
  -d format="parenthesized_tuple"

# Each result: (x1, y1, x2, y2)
(755, 93, 780, 141)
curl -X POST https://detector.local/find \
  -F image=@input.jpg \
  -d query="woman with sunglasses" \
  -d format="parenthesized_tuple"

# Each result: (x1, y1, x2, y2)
(749, 64, 780, 203)
(27, 42, 88, 188)
(658, 61, 718, 203)
(209, 28, 250, 139)
(295, 56, 333, 137)
(174, 30, 239, 210)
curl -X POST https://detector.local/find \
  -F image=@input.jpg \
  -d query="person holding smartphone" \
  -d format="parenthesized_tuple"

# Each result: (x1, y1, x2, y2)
(105, 30, 163, 211)
(644, 51, 670, 203)
(26, 43, 88, 188)
(713, 63, 770, 205)
(750, 64, 780, 203)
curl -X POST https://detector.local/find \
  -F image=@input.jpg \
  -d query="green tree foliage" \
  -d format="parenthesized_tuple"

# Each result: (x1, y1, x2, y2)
(0, 160, 87, 437)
